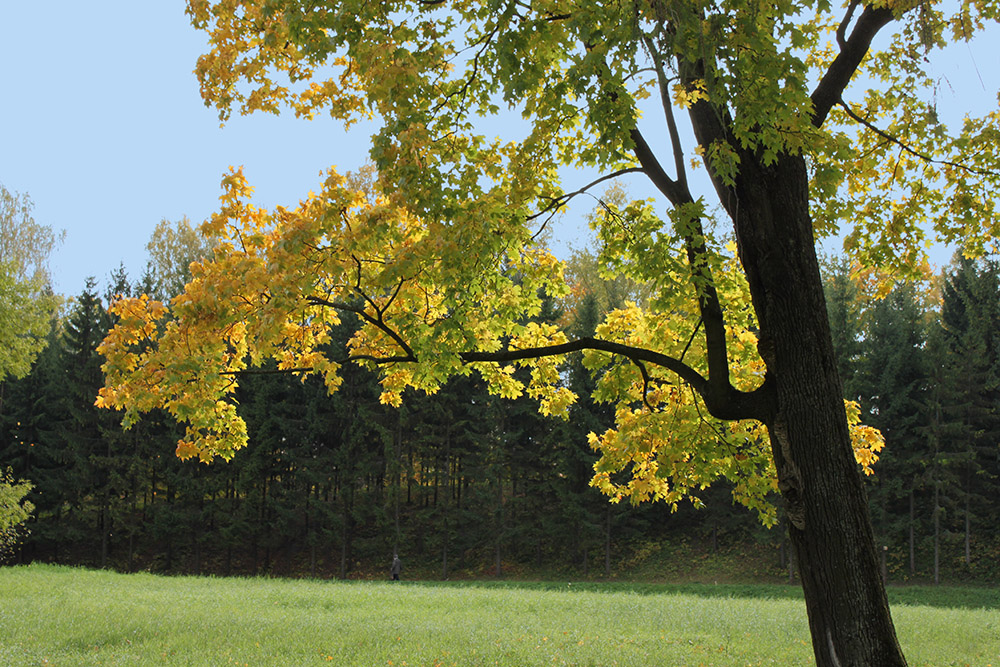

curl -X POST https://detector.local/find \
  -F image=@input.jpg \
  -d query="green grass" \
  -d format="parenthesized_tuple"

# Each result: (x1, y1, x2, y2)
(0, 564, 996, 666)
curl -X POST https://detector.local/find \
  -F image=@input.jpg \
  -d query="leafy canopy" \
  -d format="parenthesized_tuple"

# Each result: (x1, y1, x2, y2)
(0, 467, 34, 560)
(0, 184, 62, 382)
(99, 0, 998, 520)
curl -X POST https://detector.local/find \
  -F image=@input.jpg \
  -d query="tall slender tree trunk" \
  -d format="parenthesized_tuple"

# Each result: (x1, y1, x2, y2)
(442, 515, 449, 580)
(340, 483, 353, 580)
(442, 430, 451, 580)
(964, 497, 971, 566)
(731, 152, 907, 666)
(909, 490, 916, 576)
(494, 472, 503, 577)
(53, 506, 61, 563)
(164, 483, 174, 572)
(195, 492, 204, 575)
(604, 505, 612, 577)
(101, 436, 112, 569)
(127, 533, 134, 572)
(127, 473, 137, 572)
(99, 506, 108, 569)
(394, 410, 402, 556)
(934, 480, 941, 586)
(964, 466, 971, 566)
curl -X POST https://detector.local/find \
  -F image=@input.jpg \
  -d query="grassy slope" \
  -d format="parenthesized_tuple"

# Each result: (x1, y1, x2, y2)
(0, 564, 996, 666)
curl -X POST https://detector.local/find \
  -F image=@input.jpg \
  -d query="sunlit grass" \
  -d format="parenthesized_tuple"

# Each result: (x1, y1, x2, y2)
(0, 564, 996, 666)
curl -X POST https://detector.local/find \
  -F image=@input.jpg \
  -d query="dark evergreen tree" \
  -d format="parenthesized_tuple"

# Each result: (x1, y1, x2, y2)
(822, 256, 864, 404)
(557, 292, 615, 572)
(853, 281, 929, 575)
(51, 278, 119, 566)
(935, 256, 1000, 577)
(0, 319, 63, 562)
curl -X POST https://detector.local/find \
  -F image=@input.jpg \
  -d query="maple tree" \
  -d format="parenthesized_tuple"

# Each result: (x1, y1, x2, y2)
(97, 1, 1000, 664)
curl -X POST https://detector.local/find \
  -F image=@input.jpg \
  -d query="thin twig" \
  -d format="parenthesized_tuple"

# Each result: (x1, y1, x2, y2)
(838, 99, 998, 178)
(680, 317, 703, 363)
(526, 167, 646, 223)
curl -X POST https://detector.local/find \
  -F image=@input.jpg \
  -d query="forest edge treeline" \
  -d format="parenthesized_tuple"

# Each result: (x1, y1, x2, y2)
(2, 216, 998, 585)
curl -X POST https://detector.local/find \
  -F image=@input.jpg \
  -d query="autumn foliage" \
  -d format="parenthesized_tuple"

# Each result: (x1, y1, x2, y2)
(98, 165, 883, 525)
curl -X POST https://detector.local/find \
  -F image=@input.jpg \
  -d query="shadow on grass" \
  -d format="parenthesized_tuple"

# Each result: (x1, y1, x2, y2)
(401, 578, 1000, 610)
(19, 563, 997, 611)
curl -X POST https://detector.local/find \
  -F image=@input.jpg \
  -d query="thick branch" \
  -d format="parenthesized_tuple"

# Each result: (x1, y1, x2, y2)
(221, 367, 312, 376)
(305, 295, 418, 362)
(461, 336, 772, 421)
(643, 34, 689, 192)
(836, 0, 861, 49)
(632, 120, 733, 408)
(811, 4, 895, 127)
(629, 128, 688, 206)
(281, 293, 775, 420)
(623, 55, 740, 421)
(679, 58, 739, 220)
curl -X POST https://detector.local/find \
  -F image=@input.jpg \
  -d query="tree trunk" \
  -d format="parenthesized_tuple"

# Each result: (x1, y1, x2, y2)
(442, 515, 449, 580)
(340, 484, 353, 580)
(394, 410, 402, 556)
(732, 152, 907, 666)
(441, 429, 451, 579)
(964, 499, 970, 566)
(964, 473, 971, 566)
(494, 468, 503, 578)
(604, 505, 612, 577)
(339, 535, 348, 580)
(99, 505, 108, 569)
(934, 480, 941, 586)
(194, 533, 202, 575)
(165, 483, 174, 572)
(909, 490, 916, 576)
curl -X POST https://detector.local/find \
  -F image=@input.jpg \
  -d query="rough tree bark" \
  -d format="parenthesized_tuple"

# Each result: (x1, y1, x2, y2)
(656, 2, 908, 660)
(732, 152, 907, 666)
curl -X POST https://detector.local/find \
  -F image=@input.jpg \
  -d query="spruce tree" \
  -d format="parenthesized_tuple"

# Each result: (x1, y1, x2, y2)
(936, 257, 1000, 575)
(854, 281, 929, 575)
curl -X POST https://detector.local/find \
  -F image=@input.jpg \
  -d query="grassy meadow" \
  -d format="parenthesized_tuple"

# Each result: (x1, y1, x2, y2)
(0, 564, 996, 666)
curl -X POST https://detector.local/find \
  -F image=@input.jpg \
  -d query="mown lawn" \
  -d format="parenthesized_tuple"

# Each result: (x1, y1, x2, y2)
(0, 564, 996, 666)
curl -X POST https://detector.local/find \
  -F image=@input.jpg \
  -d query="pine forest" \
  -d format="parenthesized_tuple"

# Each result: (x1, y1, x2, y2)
(2, 224, 998, 586)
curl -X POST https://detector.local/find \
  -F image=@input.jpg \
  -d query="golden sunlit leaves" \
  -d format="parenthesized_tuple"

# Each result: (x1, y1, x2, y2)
(846, 399, 886, 476)
(98, 0, 953, 518)
(810, 2, 1000, 275)
(578, 247, 781, 524)
(98, 155, 883, 519)
(99, 165, 566, 462)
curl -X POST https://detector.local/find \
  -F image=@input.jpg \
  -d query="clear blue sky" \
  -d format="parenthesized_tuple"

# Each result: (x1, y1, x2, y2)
(1, 3, 996, 297)
(1, 2, 377, 297)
